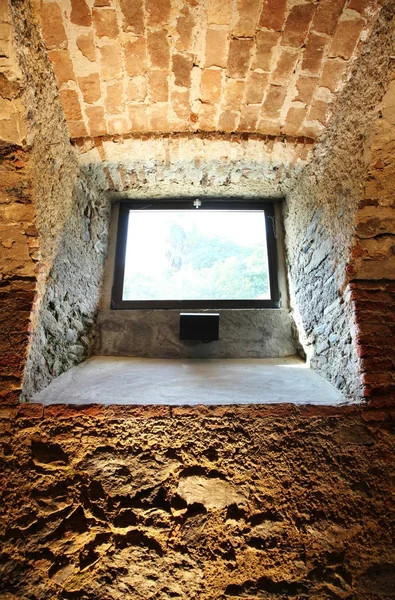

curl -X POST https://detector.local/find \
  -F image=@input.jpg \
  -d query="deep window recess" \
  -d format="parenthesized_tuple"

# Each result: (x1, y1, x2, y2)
(112, 199, 281, 309)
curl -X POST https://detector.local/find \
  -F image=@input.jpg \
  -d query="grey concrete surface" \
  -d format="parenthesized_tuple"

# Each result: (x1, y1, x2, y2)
(95, 309, 297, 358)
(32, 356, 345, 406)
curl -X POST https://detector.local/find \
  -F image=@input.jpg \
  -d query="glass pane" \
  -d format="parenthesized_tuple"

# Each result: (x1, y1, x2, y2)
(122, 210, 271, 301)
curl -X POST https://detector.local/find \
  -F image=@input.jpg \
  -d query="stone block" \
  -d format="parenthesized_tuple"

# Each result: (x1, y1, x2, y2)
(172, 53, 193, 88)
(207, 0, 233, 25)
(76, 32, 96, 62)
(176, 6, 195, 52)
(293, 75, 318, 105)
(282, 106, 307, 136)
(233, 0, 262, 37)
(171, 89, 190, 120)
(100, 43, 123, 80)
(238, 104, 260, 132)
(227, 38, 253, 79)
(67, 121, 88, 138)
(48, 50, 76, 88)
(198, 102, 218, 131)
(70, 0, 91, 27)
(205, 28, 229, 68)
(223, 79, 245, 110)
(124, 37, 147, 77)
(146, 0, 171, 27)
(329, 17, 364, 60)
(128, 104, 149, 131)
(200, 69, 224, 103)
(126, 76, 147, 102)
(262, 85, 286, 119)
(40, 3, 67, 50)
(312, 0, 345, 36)
(259, 0, 286, 31)
(105, 81, 124, 113)
(147, 30, 170, 69)
(149, 104, 170, 132)
(148, 71, 169, 103)
(271, 49, 299, 86)
(119, 0, 144, 34)
(218, 110, 238, 132)
(59, 89, 83, 121)
(319, 59, 347, 92)
(92, 8, 119, 38)
(107, 117, 128, 135)
(86, 105, 107, 136)
(281, 3, 316, 49)
(302, 33, 328, 75)
(78, 72, 101, 104)
(245, 71, 268, 104)
(253, 31, 280, 72)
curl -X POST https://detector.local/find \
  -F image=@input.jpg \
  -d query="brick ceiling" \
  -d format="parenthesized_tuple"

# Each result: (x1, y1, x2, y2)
(40, 0, 382, 141)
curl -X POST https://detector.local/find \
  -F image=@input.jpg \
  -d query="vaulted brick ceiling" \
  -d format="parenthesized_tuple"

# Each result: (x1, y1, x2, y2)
(40, 0, 381, 141)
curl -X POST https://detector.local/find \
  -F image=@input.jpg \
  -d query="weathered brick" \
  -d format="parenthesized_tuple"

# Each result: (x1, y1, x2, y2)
(86, 105, 107, 136)
(119, 0, 144, 34)
(148, 71, 169, 103)
(207, 0, 233, 25)
(149, 104, 170, 131)
(233, 0, 262, 37)
(198, 102, 218, 131)
(271, 49, 299, 86)
(281, 3, 316, 49)
(146, 0, 171, 27)
(282, 106, 307, 136)
(200, 69, 224, 103)
(40, 3, 67, 50)
(176, 6, 195, 52)
(293, 75, 318, 105)
(227, 38, 253, 79)
(302, 33, 328, 75)
(67, 121, 88, 138)
(171, 89, 190, 120)
(107, 117, 128, 135)
(76, 32, 96, 62)
(124, 37, 147, 78)
(126, 76, 147, 102)
(94, 0, 111, 5)
(312, 0, 345, 36)
(253, 31, 280, 72)
(70, 0, 91, 27)
(329, 17, 364, 60)
(147, 30, 170, 69)
(92, 8, 119, 38)
(347, 0, 371, 14)
(257, 116, 282, 135)
(47, 50, 76, 87)
(172, 53, 193, 88)
(59, 89, 83, 121)
(319, 59, 347, 92)
(238, 104, 260, 132)
(105, 81, 124, 113)
(128, 104, 149, 131)
(218, 110, 238, 132)
(245, 72, 268, 104)
(259, 0, 286, 31)
(222, 79, 245, 110)
(100, 43, 123, 80)
(78, 73, 101, 104)
(16, 403, 43, 419)
(261, 85, 286, 119)
(205, 28, 229, 68)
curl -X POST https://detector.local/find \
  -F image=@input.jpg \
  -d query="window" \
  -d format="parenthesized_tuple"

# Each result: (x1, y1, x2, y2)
(111, 199, 281, 309)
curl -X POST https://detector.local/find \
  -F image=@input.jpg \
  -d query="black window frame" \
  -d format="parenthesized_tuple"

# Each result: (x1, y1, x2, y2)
(111, 198, 281, 309)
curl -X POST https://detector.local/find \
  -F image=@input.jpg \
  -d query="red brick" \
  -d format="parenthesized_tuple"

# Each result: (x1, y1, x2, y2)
(245, 72, 268, 104)
(124, 37, 147, 77)
(86, 105, 107, 136)
(319, 58, 347, 92)
(59, 89, 83, 121)
(148, 71, 169, 103)
(104, 405, 169, 419)
(172, 53, 193, 87)
(347, 0, 371, 14)
(76, 32, 96, 62)
(253, 31, 280, 72)
(146, 0, 171, 27)
(176, 6, 195, 52)
(16, 404, 43, 419)
(207, 0, 233, 25)
(282, 106, 307, 136)
(68, 121, 88, 138)
(223, 79, 245, 110)
(238, 104, 260, 132)
(302, 33, 328, 75)
(293, 75, 318, 104)
(0, 406, 18, 420)
(205, 28, 229, 68)
(281, 3, 316, 49)
(119, 0, 144, 34)
(218, 110, 238, 132)
(329, 17, 365, 60)
(94, 0, 111, 5)
(233, 0, 262, 37)
(312, 0, 345, 36)
(78, 73, 101, 104)
(262, 85, 287, 119)
(70, 0, 91, 27)
(40, 3, 67, 50)
(128, 104, 149, 131)
(271, 49, 299, 86)
(227, 38, 253, 78)
(48, 50, 76, 87)
(200, 69, 223, 103)
(147, 30, 170, 69)
(259, 0, 286, 31)
(100, 43, 123, 80)
(105, 81, 124, 113)
(43, 404, 105, 419)
(92, 8, 119, 38)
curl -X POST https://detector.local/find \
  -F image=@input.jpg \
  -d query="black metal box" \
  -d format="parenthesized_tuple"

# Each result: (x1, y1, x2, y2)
(179, 313, 219, 342)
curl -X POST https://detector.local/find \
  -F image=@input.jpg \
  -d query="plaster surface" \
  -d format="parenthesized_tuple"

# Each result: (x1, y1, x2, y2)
(32, 356, 344, 406)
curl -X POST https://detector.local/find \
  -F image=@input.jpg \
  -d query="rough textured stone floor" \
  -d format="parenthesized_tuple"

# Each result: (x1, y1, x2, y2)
(0, 404, 394, 599)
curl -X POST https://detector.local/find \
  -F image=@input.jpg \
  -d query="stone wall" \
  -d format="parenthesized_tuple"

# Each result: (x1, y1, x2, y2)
(283, 0, 395, 400)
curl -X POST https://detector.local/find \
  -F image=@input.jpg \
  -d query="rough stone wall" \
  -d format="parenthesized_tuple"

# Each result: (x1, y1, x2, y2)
(0, 403, 394, 599)
(38, 0, 381, 139)
(283, 0, 395, 401)
(348, 69, 395, 406)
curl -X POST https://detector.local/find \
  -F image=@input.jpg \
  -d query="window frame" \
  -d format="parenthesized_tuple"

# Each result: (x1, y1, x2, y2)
(111, 198, 281, 309)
